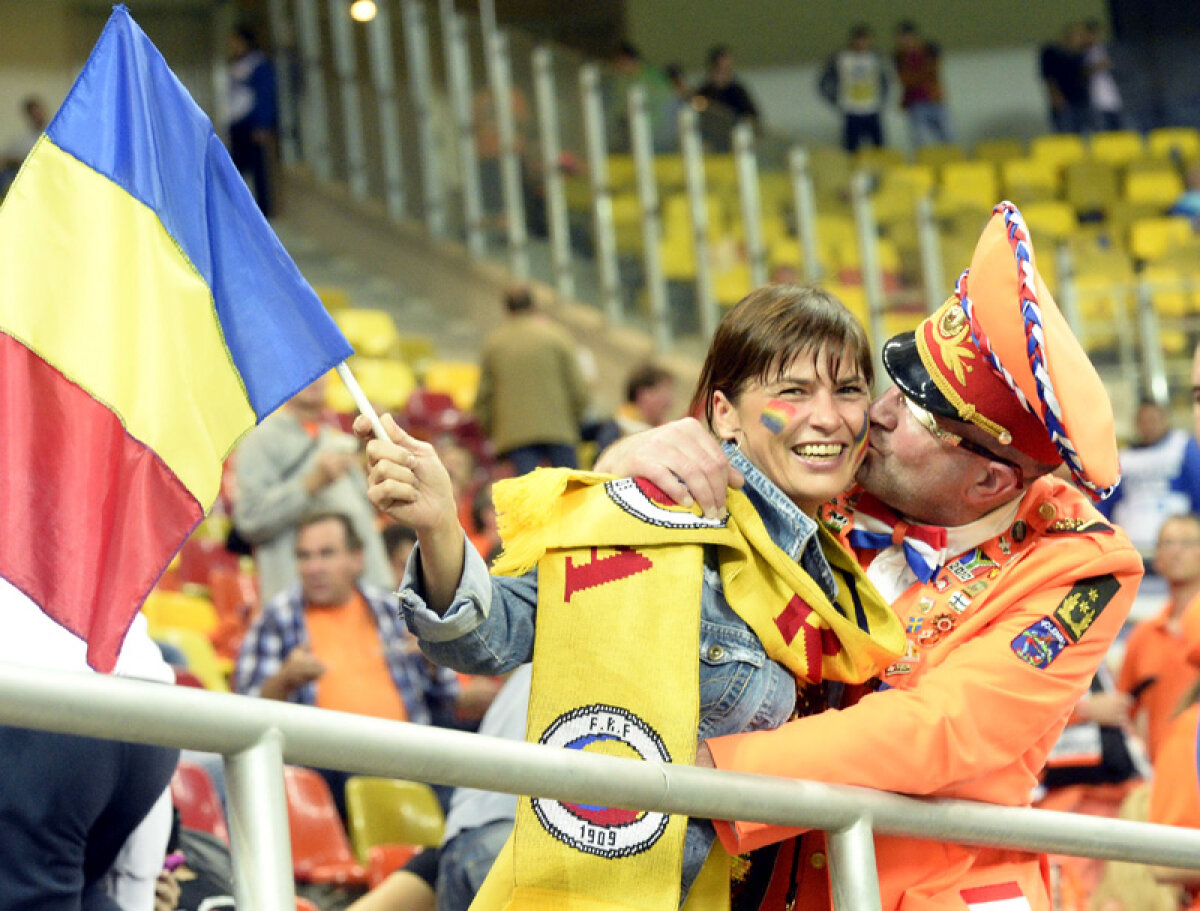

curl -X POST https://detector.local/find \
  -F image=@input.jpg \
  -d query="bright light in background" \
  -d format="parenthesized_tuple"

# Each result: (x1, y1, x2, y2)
(349, 0, 377, 22)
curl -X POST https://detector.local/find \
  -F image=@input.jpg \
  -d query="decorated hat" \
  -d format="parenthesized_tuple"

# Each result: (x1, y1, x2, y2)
(882, 201, 1119, 501)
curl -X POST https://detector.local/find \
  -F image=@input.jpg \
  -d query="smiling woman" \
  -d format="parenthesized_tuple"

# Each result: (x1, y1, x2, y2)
(691, 283, 872, 517)
(358, 281, 904, 910)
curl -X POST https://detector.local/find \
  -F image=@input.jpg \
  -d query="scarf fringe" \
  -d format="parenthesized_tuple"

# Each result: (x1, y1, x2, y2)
(491, 468, 577, 576)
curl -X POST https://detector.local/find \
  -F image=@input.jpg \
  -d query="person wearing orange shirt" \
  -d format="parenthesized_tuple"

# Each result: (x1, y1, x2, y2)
(599, 202, 1142, 910)
(234, 510, 458, 816)
(1117, 513, 1200, 760)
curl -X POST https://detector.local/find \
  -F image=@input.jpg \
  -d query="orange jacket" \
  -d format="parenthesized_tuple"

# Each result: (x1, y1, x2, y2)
(1116, 599, 1200, 761)
(708, 476, 1143, 911)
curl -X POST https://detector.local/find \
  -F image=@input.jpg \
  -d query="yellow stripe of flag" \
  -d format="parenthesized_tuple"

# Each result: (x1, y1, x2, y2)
(0, 139, 255, 506)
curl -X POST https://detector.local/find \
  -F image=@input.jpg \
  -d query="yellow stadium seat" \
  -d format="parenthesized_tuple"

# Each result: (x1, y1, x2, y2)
(334, 309, 401, 359)
(881, 164, 936, 197)
(351, 358, 417, 412)
(758, 171, 793, 216)
(938, 161, 999, 212)
(855, 146, 906, 174)
(1125, 168, 1185, 207)
(824, 282, 869, 328)
(653, 154, 686, 191)
(768, 236, 804, 272)
(713, 262, 754, 308)
(345, 777, 444, 866)
(1020, 200, 1079, 243)
(1140, 263, 1196, 318)
(915, 143, 967, 171)
(1088, 131, 1146, 167)
(396, 334, 437, 371)
(1030, 134, 1086, 170)
(1000, 157, 1060, 203)
(143, 590, 219, 638)
(313, 285, 351, 312)
(973, 138, 1026, 165)
(611, 191, 644, 256)
(659, 236, 697, 281)
(605, 154, 637, 191)
(1148, 127, 1200, 161)
(883, 307, 926, 337)
(1069, 273, 1123, 351)
(1128, 216, 1193, 262)
(704, 154, 738, 188)
(563, 175, 592, 213)
(1063, 159, 1119, 216)
(423, 361, 480, 411)
(154, 626, 230, 692)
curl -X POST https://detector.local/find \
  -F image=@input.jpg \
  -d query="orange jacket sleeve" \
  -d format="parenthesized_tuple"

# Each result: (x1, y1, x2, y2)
(708, 537, 1141, 854)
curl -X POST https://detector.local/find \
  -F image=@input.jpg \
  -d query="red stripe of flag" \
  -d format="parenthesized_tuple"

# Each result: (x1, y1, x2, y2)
(0, 333, 204, 670)
(959, 882, 1024, 903)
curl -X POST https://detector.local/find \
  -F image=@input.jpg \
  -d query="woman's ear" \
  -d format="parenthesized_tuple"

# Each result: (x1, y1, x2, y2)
(710, 390, 740, 442)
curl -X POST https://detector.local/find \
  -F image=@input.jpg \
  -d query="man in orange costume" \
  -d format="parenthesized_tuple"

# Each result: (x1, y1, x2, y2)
(600, 203, 1142, 910)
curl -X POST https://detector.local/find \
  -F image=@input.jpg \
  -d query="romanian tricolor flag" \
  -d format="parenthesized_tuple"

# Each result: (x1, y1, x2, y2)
(0, 6, 353, 671)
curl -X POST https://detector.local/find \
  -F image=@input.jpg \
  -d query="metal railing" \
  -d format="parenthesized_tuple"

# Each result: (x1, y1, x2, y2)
(3, 661, 1200, 911)
(268, 0, 1188, 393)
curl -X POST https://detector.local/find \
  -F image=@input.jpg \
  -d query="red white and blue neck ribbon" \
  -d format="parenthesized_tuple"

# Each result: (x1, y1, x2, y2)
(848, 495, 949, 584)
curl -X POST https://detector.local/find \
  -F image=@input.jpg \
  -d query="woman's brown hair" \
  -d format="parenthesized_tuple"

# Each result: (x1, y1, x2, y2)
(689, 284, 873, 428)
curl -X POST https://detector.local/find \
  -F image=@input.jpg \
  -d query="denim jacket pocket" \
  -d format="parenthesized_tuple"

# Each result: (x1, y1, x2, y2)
(697, 621, 788, 740)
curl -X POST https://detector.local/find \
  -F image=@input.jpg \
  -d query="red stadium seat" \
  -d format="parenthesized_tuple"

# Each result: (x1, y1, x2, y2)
(171, 761, 229, 843)
(283, 766, 368, 886)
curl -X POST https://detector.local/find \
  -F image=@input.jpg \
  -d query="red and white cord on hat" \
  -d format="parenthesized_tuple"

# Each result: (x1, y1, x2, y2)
(956, 202, 1117, 502)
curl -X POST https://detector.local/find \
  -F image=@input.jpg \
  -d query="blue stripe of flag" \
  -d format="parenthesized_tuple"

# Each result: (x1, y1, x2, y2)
(44, 5, 352, 419)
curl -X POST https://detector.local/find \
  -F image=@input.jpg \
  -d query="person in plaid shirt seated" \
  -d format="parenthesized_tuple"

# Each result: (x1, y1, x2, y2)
(234, 510, 458, 816)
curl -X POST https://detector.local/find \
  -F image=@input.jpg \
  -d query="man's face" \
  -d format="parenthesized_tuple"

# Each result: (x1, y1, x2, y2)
(855, 385, 981, 524)
(1135, 402, 1170, 446)
(289, 375, 327, 415)
(636, 379, 676, 427)
(1153, 517, 1200, 584)
(1191, 344, 1200, 439)
(296, 518, 363, 606)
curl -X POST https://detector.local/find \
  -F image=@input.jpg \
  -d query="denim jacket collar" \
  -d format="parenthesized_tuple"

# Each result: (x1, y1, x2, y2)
(723, 441, 839, 600)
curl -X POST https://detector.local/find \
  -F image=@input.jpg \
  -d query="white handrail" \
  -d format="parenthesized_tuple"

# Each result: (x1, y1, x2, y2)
(2, 662, 1199, 911)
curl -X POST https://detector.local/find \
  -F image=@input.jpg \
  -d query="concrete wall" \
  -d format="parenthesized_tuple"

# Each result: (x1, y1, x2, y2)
(625, 0, 1107, 67)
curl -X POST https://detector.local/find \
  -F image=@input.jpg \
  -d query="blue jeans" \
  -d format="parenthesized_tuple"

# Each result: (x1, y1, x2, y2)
(906, 101, 950, 148)
(437, 819, 512, 911)
(504, 443, 578, 476)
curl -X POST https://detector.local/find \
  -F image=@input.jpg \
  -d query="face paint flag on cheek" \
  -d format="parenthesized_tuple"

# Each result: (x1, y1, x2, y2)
(760, 399, 799, 435)
(851, 410, 870, 464)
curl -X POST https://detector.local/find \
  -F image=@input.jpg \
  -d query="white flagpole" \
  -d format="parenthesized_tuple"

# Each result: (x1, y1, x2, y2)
(335, 362, 389, 441)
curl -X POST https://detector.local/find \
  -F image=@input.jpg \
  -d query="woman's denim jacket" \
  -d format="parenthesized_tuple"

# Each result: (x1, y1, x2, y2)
(398, 444, 841, 896)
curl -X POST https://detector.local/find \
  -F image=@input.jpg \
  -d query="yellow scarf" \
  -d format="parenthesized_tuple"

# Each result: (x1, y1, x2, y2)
(471, 470, 904, 911)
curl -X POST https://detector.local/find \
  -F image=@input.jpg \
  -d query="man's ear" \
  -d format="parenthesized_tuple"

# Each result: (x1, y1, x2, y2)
(964, 460, 1023, 508)
(710, 390, 740, 442)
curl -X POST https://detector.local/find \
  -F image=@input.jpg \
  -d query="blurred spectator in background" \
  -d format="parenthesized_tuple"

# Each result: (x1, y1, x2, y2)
(233, 374, 393, 602)
(893, 21, 950, 148)
(474, 287, 588, 475)
(472, 83, 535, 234)
(226, 25, 278, 217)
(1, 95, 48, 196)
(1116, 513, 1200, 761)
(607, 42, 677, 152)
(819, 24, 890, 152)
(695, 44, 760, 151)
(1036, 667, 1148, 908)
(234, 510, 458, 818)
(1168, 163, 1200, 229)
(1083, 19, 1124, 130)
(585, 362, 677, 457)
(1097, 399, 1200, 559)
(383, 523, 418, 583)
(1040, 23, 1090, 134)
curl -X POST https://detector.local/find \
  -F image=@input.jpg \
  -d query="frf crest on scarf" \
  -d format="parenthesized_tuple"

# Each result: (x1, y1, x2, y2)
(468, 470, 904, 911)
